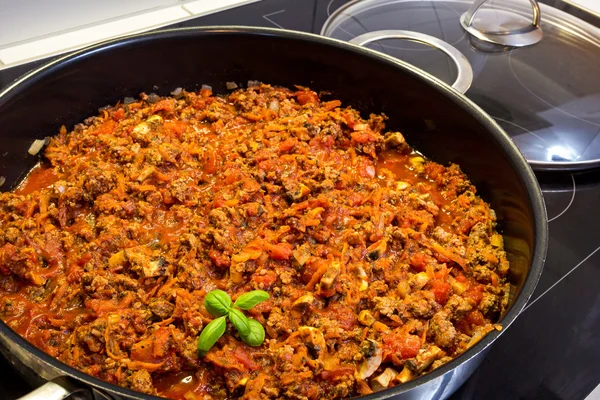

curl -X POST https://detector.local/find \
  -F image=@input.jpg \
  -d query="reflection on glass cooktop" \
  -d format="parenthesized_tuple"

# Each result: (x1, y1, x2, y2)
(0, 1, 599, 399)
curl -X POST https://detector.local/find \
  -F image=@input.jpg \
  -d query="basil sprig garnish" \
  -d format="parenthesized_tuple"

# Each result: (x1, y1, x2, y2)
(197, 316, 226, 356)
(197, 289, 270, 355)
(234, 290, 270, 310)
(204, 289, 232, 317)
(243, 318, 266, 346)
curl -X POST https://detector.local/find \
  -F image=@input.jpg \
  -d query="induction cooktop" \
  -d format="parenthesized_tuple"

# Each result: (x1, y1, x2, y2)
(1, 1, 599, 399)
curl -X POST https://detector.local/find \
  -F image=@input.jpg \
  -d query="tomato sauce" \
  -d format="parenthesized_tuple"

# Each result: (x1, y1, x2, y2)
(14, 163, 59, 195)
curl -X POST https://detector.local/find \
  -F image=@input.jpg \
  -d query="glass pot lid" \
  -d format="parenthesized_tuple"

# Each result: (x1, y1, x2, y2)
(322, 0, 600, 171)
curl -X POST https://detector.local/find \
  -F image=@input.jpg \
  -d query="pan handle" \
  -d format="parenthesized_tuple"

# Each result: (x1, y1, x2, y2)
(16, 376, 93, 400)
(349, 30, 473, 94)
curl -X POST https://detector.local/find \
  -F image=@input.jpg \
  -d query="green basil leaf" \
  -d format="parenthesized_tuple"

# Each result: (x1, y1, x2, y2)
(234, 290, 270, 310)
(204, 289, 232, 317)
(228, 308, 250, 336)
(240, 318, 265, 347)
(197, 316, 226, 356)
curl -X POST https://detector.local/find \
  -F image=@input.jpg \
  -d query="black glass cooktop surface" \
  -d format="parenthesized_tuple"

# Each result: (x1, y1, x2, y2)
(0, 1, 599, 399)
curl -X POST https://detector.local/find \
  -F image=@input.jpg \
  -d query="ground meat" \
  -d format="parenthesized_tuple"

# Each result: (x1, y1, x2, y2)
(149, 298, 175, 320)
(405, 291, 439, 319)
(129, 369, 155, 394)
(479, 291, 500, 316)
(429, 310, 457, 348)
(445, 295, 473, 320)
(372, 296, 403, 318)
(0, 85, 510, 399)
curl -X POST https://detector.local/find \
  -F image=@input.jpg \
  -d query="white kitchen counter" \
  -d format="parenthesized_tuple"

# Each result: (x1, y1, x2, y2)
(0, 0, 259, 69)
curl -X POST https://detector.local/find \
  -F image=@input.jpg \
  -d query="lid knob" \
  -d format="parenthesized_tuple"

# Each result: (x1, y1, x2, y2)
(460, 0, 543, 47)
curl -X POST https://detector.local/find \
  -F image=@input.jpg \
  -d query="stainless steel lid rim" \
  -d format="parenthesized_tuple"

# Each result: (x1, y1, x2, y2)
(323, 0, 600, 45)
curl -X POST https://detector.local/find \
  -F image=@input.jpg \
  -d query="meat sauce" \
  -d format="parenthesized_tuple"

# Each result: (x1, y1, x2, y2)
(0, 85, 510, 399)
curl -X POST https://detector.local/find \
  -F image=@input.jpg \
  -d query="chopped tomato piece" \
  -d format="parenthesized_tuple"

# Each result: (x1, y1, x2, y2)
(430, 279, 452, 304)
(233, 346, 259, 371)
(320, 366, 354, 381)
(209, 250, 230, 269)
(409, 253, 428, 272)
(251, 270, 277, 289)
(465, 310, 485, 326)
(164, 121, 187, 137)
(351, 130, 379, 143)
(203, 151, 219, 174)
(325, 304, 358, 330)
(262, 242, 293, 260)
(112, 108, 125, 121)
(464, 284, 484, 305)
(295, 91, 319, 106)
(383, 332, 421, 361)
(323, 100, 342, 111)
(153, 99, 175, 114)
(279, 137, 298, 153)
(89, 119, 117, 136)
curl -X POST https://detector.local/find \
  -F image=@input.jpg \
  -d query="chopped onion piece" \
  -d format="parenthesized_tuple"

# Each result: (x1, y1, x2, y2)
(248, 80, 261, 88)
(365, 165, 375, 178)
(0, 176, 5, 187)
(201, 84, 212, 91)
(147, 93, 159, 104)
(170, 87, 184, 98)
(268, 99, 280, 112)
(123, 96, 135, 104)
(226, 81, 238, 90)
(28, 139, 46, 155)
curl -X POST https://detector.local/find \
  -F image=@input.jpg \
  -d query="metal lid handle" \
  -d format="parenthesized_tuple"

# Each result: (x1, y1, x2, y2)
(460, 0, 543, 47)
(463, 0, 541, 28)
(349, 30, 473, 94)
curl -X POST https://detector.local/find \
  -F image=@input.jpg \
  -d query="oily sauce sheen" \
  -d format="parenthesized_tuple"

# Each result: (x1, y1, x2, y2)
(14, 163, 59, 195)
(0, 85, 510, 399)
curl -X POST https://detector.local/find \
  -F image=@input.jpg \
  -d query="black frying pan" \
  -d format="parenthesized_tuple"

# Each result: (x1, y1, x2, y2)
(0, 27, 547, 400)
